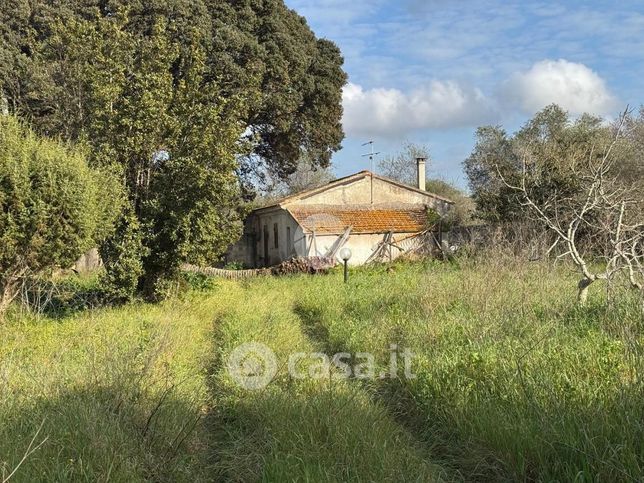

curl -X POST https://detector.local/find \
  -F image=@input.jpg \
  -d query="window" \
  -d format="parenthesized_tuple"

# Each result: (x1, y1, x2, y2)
(274, 223, 279, 249)
(286, 226, 292, 255)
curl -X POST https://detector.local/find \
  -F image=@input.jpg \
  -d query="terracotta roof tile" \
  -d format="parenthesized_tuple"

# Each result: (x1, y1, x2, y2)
(288, 206, 428, 234)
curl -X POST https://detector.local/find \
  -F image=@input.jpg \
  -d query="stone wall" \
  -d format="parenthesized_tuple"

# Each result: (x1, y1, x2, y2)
(73, 248, 102, 274)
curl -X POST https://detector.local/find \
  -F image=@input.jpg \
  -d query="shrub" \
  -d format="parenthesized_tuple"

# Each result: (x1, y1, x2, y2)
(99, 208, 146, 303)
(0, 116, 120, 315)
(426, 178, 476, 228)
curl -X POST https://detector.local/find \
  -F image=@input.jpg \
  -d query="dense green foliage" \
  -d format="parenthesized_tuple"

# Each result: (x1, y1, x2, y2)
(98, 209, 146, 302)
(463, 104, 611, 222)
(464, 104, 644, 223)
(1, 261, 641, 480)
(0, 116, 120, 314)
(425, 178, 475, 227)
(0, 0, 346, 295)
(0, 0, 346, 183)
(207, 0, 347, 183)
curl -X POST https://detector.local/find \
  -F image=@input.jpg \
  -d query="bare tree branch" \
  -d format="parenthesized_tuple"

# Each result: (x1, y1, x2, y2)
(497, 108, 643, 306)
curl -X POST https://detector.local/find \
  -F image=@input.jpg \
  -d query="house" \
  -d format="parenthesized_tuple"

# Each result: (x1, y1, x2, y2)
(226, 158, 453, 267)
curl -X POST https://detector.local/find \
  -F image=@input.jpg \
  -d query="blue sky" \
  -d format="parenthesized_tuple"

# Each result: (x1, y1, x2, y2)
(284, 0, 644, 188)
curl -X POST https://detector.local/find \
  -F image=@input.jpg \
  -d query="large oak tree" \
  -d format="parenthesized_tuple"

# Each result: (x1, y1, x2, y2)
(0, 0, 346, 296)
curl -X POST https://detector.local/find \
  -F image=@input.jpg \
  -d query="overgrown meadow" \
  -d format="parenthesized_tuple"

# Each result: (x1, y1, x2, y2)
(1, 259, 642, 482)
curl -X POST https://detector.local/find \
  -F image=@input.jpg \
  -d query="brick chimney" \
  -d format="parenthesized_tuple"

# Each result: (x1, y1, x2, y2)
(416, 157, 426, 191)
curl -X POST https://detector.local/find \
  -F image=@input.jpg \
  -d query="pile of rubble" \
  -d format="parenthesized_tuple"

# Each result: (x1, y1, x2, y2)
(270, 256, 336, 275)
(184, 256, 337, 279)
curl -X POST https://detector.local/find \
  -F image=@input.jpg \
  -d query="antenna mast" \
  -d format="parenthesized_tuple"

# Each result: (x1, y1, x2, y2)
(361, 141, 380, 204)
(361, 140, 380, 173)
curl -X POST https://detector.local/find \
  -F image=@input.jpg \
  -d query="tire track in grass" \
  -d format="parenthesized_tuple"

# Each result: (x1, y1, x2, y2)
(292, 297, 494, 482)
(205, 278, 447, 482)
(290, 265, 644, 482)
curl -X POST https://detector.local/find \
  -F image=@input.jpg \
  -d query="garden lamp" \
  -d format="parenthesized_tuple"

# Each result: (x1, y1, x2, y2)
(340, 247, 352, 283)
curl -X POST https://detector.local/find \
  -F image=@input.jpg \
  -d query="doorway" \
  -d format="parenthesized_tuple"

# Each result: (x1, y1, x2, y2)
(263, 224, 269, 267)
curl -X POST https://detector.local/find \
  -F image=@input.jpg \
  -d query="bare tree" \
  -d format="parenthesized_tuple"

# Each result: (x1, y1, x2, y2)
(378, 142, 430, 185)
(282, 157, 335, 195)
(256, 156, 335, 206)
(499, 110, 644, 306)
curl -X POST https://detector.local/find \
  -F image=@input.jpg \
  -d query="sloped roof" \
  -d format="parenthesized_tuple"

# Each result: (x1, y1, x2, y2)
(255, 170, 453, 213)
(287, 205, 428, 234)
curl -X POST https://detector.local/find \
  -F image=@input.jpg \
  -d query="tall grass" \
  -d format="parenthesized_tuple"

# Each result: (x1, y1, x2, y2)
(1, 259, 642, 481)
(208, 281, 445, 482)
(0, 288, 223, 481)
(1, 274, 445, 482)
(292, 258, 644, 481)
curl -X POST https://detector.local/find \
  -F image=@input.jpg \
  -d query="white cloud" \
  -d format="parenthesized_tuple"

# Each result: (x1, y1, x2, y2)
(342, 81, 495, 138)
(342, 59, 620, 140)
(502, 59, 619, 116)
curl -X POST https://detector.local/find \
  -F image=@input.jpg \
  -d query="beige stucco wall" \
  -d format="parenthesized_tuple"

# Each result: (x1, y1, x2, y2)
(295, 176, 451, 215)
(305, 232, 402, 265)
(254, 208, 308, 266)
(224, 230, 255, 267)
(226, 211, 437, 267)
(226, 209, 309, 267)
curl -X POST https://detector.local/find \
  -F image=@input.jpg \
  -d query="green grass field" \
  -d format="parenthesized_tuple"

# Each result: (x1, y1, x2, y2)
(1, 259, 642, 482)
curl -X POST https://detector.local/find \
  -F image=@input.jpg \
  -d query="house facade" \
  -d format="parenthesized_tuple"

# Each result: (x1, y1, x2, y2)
(225, 160, 453, 267)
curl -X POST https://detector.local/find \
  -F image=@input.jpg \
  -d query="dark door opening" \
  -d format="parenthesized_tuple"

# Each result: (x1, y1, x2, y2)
(263, 224, 269, 267)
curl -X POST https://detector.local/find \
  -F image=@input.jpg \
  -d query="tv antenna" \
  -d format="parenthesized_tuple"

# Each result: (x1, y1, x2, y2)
(361, 141, 380, 204)
(361, 140, 380, 173)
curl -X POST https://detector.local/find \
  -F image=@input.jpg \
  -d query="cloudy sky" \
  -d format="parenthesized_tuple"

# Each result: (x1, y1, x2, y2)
(284, 0, 644, 188)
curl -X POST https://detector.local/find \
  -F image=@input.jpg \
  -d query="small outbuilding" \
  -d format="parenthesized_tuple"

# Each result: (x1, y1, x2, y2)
(225, 159, 453, 267)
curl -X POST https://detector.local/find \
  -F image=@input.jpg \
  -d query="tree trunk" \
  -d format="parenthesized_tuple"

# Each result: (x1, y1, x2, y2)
(0, 93, 8, 115)
(577, 278, 594, 305)
(0, 272, 25, 319)
(0, 286, 18, 318)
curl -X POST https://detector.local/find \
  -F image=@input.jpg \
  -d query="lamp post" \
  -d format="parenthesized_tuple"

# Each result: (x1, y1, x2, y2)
(340, 247, 352, 283)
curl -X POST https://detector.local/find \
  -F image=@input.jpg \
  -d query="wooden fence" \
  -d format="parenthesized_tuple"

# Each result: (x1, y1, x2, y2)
(182, 264, 269, 280)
